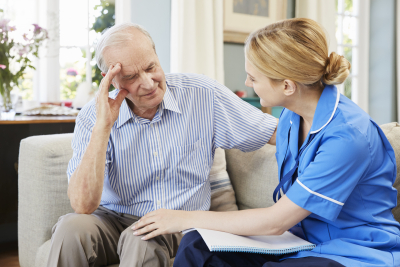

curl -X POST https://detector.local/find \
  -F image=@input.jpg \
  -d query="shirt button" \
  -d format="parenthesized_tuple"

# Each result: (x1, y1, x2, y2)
(153, 151, 158, 156)
(157, 200, 161, 206)
(156, 176, 160, 180)
(150, 124, 154, 128)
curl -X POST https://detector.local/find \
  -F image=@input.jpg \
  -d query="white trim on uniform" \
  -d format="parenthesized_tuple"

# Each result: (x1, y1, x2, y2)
(310, 89, 341, 134)
(296, 179, 344, 206)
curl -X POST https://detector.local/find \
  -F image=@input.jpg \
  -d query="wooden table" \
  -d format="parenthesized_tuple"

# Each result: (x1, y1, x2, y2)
(0, 115, 76, 124)
(0, 115, 76, 245)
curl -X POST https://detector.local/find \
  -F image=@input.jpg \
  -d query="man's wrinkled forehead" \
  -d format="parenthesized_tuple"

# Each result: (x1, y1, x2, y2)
(103, 45, 155, 72)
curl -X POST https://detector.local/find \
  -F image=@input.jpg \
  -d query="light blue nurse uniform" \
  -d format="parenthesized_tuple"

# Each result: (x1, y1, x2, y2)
(275, 84, 400, 266)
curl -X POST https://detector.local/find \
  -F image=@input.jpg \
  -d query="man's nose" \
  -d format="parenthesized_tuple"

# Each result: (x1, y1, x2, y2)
(139, 73, 154, 90)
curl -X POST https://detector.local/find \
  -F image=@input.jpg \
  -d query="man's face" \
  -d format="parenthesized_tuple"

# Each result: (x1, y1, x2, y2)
(103, 31, 166, 114)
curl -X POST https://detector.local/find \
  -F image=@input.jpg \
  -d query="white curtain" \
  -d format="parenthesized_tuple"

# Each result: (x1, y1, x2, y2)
(295, 0, 337, 54)
(170, 0, 224, 84)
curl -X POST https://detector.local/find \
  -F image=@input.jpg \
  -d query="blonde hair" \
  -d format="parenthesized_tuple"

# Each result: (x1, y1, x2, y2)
(245, 18, 351, 86)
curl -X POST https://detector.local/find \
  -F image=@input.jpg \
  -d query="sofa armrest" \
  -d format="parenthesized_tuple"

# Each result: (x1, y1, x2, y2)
(18, 133, 74, 267)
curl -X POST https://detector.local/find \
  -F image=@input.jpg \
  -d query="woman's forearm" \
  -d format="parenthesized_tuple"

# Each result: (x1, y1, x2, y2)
(185, 208, 284, 236)
(183, 195, 311, 236)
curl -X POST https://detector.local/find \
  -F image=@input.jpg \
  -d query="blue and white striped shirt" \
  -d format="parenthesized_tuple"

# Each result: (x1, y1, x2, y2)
(67, 73, 277, 216)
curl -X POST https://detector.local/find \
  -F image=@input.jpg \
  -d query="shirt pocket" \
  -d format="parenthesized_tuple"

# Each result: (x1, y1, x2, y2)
(171, 138, 207, 188)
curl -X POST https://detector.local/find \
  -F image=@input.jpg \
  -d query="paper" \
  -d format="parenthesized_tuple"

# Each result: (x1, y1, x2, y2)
(195, 228, 315, 254)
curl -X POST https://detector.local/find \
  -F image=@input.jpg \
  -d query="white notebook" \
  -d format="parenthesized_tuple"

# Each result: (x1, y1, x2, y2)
(191, 228, 316, 255)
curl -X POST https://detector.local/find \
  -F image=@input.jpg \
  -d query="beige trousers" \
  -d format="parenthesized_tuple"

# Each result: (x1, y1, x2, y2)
(47, 206, 182, 267)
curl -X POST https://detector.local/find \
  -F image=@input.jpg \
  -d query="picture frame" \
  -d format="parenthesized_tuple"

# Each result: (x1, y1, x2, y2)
(224, 0, 287, 43)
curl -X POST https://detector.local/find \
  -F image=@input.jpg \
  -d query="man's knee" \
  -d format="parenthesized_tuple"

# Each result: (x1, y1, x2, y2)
(118, 226, 150, 253)
(118, 226, 171, 266)
(52, 213, 100, 243)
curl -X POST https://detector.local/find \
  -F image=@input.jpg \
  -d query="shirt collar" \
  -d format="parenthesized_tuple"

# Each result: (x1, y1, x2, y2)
(159, 84, 181, 115)
(115, 84, 181, 128)
(309, 84, 340, 134)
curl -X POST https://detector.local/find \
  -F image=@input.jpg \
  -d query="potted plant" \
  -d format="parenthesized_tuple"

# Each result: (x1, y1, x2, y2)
(0, 10, 48, 117)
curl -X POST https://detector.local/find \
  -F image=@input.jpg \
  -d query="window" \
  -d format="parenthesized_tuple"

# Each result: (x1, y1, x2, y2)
(336, 0, 358, 100)
(0, 0, 114, 103)
(335, 0, 369, 112)
(59, 0, 114, 100)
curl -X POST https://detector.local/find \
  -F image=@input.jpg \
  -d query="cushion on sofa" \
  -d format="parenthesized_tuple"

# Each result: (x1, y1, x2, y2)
(225, 144, 278, 210)
(380, 122, 400, 222)
(209, 148, 238, 211)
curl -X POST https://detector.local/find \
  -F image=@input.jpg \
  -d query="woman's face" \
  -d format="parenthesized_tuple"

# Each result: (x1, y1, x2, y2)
(245, 58, 286, 107)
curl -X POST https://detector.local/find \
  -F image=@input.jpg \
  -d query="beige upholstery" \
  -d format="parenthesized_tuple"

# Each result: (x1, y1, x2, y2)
(18, 134, 74, 267)
(18, 122, 400, 267)
(209, 148, 239, 211)
(380, 122, 400, 221)
(226, 143, 278, 210)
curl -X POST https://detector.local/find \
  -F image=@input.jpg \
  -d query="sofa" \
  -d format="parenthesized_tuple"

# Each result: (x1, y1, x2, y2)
(18, 122, 400, 267)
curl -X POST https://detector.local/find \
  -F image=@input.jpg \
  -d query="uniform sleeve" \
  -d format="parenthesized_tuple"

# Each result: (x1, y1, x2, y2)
(213, 81, 277, 152)
(66, 103, 111, 182)
(286, 124, 371, 221)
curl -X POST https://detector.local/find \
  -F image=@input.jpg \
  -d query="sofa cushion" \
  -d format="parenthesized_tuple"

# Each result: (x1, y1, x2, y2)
(380, 122, 400, 222)
(209, 148, 238, 211)
(225, 144, 278, 210)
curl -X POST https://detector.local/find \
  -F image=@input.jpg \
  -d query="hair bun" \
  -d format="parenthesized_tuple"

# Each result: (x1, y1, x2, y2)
(323, 52, 351, 85)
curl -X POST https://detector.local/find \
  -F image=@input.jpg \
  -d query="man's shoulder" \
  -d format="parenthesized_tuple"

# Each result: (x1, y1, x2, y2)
(165, 73, 216, 92)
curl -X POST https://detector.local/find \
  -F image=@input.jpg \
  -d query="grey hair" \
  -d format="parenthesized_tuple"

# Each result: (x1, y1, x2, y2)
(95, 22, 156, 73)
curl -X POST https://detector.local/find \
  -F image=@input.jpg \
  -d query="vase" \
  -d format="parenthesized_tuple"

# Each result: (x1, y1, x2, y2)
(0, 87, 18, 120)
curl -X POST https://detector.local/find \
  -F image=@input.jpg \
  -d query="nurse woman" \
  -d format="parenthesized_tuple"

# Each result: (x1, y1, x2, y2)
(132, 18, 400, 267)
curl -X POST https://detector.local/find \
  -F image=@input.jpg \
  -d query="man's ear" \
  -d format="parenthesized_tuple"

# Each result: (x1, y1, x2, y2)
(283, 79, 297, 96)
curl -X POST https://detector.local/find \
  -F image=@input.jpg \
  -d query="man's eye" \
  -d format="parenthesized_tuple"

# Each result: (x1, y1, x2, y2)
(147, 66, 154, 71)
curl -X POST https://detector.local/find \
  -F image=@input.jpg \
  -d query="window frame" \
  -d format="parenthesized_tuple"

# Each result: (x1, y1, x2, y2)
(336, 0, 369, 113)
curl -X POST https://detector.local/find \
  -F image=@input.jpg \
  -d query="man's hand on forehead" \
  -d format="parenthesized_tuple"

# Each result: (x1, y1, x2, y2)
(95, 63, 128, 130)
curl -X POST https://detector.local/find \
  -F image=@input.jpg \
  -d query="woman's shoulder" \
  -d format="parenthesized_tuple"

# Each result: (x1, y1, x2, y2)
(331, 95, 373, 138)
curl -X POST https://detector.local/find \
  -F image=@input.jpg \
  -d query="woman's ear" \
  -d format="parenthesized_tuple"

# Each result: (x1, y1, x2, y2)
(283, 80, 297, 96)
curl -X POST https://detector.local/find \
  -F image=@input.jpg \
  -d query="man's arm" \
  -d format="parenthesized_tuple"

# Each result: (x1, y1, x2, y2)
(212, 81, 278, 151)
(68, 64, 128, 214)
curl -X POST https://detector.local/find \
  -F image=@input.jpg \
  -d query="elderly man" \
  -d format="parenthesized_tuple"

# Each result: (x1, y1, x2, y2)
(47, 23, 277, 267)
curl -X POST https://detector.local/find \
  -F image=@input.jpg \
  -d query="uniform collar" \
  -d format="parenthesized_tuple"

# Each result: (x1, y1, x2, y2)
(309, 84, 340, 134)
(288, 84, 339, 134)
(116, 84, 181, 128)
(285, 84, 339, 159)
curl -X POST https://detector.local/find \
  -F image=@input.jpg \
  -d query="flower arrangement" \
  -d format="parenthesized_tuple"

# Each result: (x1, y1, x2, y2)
(0, 10, 48, 112)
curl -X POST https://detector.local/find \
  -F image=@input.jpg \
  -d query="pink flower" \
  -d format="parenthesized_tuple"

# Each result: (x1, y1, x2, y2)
(0, 65, 6, 69)
(32, 23, 41, 34)
(67, 68, 78, 76)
